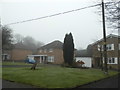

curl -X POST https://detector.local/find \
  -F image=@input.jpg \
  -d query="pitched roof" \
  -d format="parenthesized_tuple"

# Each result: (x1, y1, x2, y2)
(14, 43, 34, 51)
(75, 50, 92, 57)
(91, 34, 119, 46)
(38, 40, 63, 50)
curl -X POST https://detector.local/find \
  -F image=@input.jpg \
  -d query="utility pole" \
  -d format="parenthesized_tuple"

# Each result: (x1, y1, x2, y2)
(102, 0, 108, 74)
(100, 45, 103, 71)
(118, 2, 120, 70)
(0, 18, 2, 61)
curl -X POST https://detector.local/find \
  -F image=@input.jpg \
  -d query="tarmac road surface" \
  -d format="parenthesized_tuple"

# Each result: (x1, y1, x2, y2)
(2, 79, 35, 88)
(77, 74, 119, 88)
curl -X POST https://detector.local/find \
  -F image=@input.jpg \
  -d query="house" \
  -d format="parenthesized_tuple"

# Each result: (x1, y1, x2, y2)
(75, 49, 92, 68)
(91, 34, 120, 70)
(32, 40, 64, 64)
(2, 43, 33, 61)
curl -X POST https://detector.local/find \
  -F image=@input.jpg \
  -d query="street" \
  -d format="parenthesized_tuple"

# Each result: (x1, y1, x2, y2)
(77, 74, 119, 88)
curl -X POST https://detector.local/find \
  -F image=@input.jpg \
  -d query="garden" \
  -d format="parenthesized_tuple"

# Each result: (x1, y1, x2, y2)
(2, 64, 119, 88)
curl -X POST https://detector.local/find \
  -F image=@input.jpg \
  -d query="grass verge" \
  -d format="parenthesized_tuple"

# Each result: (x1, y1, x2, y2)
(2, 66, 119, 88)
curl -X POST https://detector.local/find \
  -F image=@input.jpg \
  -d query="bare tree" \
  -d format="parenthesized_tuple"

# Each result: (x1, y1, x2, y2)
(13, 33, 44, 51)
(35, 41, 44, 48)
(104, 0, 120, 29)
(23, 36, 36, 49)
(22, 36, 44, 51)
(14, 33, 24, 43)
(96, 0, 120, 33)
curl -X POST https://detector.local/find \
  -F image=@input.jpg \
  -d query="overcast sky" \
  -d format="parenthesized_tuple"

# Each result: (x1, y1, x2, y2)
(1, 0, 116, 49)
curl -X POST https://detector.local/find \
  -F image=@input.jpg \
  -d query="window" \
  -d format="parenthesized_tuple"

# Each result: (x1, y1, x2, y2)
(108, 58, 112, 63)
(111, 44, 114, 50)
(98, 45, 104, 51)
(97, 45, 102, 51)
(48, 56, 54, 62)
(106, 44, 114, 51)
(97, 45, 100, 51)
(112, 58, 115, 63)
(2, 54, 10, 60)
(107, 57, 116, 64)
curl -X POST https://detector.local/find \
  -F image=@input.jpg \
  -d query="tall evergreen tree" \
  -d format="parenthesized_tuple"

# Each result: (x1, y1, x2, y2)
(68, 33, 74, 65)
(63, 33, 68, 64)
(63, 32, 74, 66)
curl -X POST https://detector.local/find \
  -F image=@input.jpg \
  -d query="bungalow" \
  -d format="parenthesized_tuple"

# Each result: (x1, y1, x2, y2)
(90, 34, 120, 70)
(32, 40, 64, 64)
(2, 43, 33, 61)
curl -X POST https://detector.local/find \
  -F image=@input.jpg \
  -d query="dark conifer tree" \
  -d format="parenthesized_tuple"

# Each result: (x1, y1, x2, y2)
(68, 33, 74, 65)
(63, 33, 69, 64)
(63, 32, 74, 66)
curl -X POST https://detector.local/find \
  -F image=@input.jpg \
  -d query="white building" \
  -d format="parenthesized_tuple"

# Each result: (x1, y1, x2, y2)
(75, 57, 92, 68)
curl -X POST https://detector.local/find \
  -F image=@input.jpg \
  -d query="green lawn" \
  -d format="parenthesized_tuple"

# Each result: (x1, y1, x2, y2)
(2, 66, 119, 88)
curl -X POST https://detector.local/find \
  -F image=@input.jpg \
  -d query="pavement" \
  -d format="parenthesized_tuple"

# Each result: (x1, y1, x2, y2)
(2, 79, 36, 88)
(77, 74, 119, 88)
(1, 74, 119, 89)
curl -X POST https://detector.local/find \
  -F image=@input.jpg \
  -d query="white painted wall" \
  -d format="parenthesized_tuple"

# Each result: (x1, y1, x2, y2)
(75, 57, 92, 67)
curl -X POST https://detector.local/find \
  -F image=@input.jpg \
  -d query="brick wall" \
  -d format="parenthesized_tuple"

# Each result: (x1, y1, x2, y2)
(10, 49, 32, 60)
(37, 49, 64, 64)
(92, 36, 120, 69)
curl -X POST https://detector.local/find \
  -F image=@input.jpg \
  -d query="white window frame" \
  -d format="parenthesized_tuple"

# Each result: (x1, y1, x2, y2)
(98, 45, 104, 51)
(97, 45, 100, 51)
(107, 57, 117, 64)
(106, 44, 114, 51)
(111, 44, 114, 50)
(47, 56, 54, 62)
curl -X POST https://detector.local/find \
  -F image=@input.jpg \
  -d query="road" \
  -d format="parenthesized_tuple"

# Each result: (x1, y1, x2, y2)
(2, 79, 35, 88)
(77, 74, 119, 88)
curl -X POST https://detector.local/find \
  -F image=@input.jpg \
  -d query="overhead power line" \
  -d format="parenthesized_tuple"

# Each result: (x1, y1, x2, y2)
(4, 3, 101, 26)
(4, 2, 117, 26)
